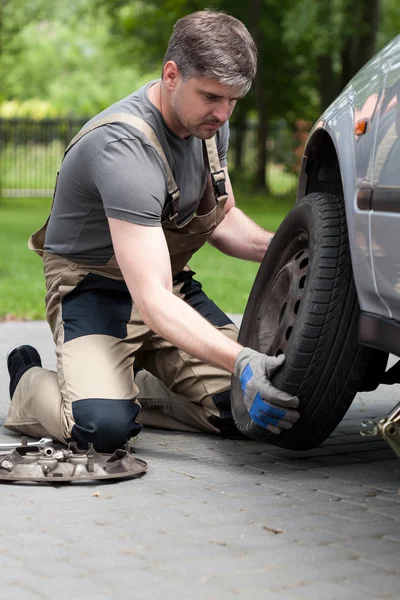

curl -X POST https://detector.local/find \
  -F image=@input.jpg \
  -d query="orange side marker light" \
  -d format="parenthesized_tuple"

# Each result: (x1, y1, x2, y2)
(355, 118, 368, 136)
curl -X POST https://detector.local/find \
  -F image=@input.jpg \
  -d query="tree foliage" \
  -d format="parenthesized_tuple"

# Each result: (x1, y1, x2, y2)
(0, 0, 157, 115)
(283, 0, 389, 110)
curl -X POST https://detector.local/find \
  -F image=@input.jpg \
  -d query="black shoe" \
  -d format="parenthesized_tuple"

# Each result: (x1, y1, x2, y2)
(7, 345, 42, 399)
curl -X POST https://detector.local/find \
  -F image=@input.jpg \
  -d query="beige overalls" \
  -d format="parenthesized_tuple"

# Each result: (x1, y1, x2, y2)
(5, 114, 239, 452)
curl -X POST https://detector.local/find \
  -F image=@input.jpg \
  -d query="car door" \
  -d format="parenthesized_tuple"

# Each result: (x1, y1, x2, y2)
(370, 41, 400, 321)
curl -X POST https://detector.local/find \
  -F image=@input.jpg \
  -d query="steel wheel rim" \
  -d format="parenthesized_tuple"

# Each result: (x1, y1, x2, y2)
(256, 236, 309, 356)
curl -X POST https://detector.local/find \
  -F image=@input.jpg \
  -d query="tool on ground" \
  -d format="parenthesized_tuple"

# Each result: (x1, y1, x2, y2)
(0, 436, 53, 451)
(360, 401, 400, 458)
(0, 438, 147, 483)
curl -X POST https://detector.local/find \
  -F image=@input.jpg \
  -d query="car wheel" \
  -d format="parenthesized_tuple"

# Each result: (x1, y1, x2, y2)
(231, 192, 380, 450)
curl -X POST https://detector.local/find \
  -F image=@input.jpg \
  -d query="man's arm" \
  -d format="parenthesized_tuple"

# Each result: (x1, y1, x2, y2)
(209, 167, 273, 262)
(108, 217, 242, 373)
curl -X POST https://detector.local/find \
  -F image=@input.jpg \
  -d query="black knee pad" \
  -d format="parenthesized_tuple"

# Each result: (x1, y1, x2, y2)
(71, 398, 142, 453)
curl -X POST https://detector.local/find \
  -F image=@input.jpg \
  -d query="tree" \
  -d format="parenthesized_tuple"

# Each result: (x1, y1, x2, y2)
(0, 0, 56, 102)
(378, 0, 400, 48)
(0, 0, 155, 116)
(284, 0, 386, 112)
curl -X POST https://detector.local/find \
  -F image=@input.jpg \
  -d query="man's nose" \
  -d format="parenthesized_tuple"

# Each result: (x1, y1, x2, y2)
(212, 101, 231, 123)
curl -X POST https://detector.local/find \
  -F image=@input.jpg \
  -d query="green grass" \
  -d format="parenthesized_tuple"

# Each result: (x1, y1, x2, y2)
(267, 163, 297, 197)
(0, 192, 295, 319)
(0, 197, 51, 319)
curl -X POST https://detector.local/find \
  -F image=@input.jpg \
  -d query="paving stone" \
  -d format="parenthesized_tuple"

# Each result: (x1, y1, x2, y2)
(359, 550, 400, 573)
(321, 433, 382, 446)
(281, 528, 347, 547)
(287, 579, 376, 600)
(287, 556, 384, 582)
(322, 517, 400, 539)
(331, 536, 400, 562)
(323, 441, 392, 455)
(371, 481, 400, 494)
(1, 587, 45, 600)
(312, 454, 367, 465)
(352, 448, 399, 461)
(23, 577, 112, 600)
(349, 571, 400, 599)
(327, 505, 389, 523)
(315, 462, 399, 485)
(2, 568, 52, 596)
(314, 481, 389, 498)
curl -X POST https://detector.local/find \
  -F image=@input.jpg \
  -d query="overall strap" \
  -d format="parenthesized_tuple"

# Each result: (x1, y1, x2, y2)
(65, 113, 181, 220)
(58, 115, 225, 220)
(204, 137, 227, 200)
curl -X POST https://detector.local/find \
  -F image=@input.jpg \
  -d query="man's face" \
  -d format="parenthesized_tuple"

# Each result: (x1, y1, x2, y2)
(168, 73, 242, 139)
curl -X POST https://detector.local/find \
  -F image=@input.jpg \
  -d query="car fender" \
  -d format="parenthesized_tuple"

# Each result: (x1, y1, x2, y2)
(297, 40, 398, 316)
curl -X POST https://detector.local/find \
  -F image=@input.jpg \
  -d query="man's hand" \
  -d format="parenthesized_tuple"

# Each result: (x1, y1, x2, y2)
(234, 348, 300, 434)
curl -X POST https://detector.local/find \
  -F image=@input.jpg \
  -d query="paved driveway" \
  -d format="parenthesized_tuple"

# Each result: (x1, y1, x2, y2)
(0, 321, 399, 600)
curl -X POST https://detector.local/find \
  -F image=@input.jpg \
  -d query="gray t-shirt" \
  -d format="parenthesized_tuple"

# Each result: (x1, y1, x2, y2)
(44, 80, 229, 262)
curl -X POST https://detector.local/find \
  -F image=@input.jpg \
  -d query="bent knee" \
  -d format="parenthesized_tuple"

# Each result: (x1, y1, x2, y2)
(71, 398, 142, 453)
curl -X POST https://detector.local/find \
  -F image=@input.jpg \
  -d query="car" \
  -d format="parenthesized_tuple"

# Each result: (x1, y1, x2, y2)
(231, 35, 400, 455)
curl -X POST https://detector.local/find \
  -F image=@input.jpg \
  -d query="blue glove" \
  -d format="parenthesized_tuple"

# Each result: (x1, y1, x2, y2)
(234, 348, 300, 434)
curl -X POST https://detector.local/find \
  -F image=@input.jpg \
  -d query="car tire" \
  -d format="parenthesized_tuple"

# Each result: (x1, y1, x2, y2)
(231, 192, 380, 450)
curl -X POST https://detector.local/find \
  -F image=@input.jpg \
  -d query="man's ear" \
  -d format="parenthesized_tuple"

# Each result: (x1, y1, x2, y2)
(163, 61, 181, 91)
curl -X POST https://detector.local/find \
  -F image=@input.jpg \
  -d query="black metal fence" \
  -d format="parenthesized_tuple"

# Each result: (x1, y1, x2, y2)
(0, 118, 300, 197)
(0, 118, 87, 197)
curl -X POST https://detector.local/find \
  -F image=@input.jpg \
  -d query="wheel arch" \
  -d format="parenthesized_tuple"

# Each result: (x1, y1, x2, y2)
(297, 128, 344, 201)
(296, 123, 366, 308)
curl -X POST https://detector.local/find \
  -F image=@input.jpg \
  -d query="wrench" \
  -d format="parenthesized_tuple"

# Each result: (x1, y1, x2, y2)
(0, 437, 53, 451)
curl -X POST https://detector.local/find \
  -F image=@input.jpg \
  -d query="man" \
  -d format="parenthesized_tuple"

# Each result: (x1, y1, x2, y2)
(5, 10, 299, 452)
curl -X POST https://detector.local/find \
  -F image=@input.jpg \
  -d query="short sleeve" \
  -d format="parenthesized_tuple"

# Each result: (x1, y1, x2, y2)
(90, 137, 168, 226)
(216, 122, 230, 167)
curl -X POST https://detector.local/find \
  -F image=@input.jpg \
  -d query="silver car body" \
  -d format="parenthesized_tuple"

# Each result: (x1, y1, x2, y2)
(298, 35, 400, 345)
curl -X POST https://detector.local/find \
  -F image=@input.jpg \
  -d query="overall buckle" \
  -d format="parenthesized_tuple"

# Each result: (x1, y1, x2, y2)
(211, 170, 226, 198)
(162, 189, 180, 221)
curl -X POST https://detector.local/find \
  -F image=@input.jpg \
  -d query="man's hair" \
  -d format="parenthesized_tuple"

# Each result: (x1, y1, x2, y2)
(163, 9, 257, 96)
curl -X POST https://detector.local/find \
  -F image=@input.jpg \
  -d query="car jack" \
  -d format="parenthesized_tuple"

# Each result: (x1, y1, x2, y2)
(360, 402, 400, 458)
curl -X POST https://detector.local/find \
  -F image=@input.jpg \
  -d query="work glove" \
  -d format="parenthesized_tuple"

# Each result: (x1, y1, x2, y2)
(234, 347, 300, 435)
